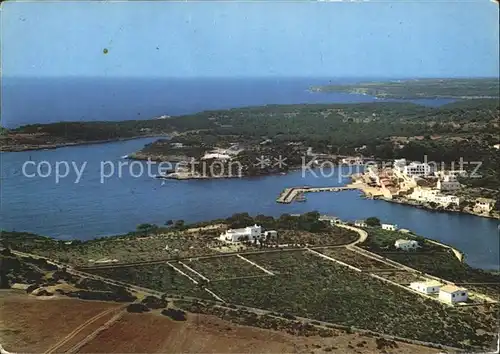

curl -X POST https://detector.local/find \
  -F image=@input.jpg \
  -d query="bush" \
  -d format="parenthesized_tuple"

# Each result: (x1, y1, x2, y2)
(127, 303, 150, 313)
(161, 308, 187, 321)
(141, 295, 167, 309)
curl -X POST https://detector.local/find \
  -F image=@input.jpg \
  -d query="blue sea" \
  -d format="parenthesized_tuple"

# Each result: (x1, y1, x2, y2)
(1, 77, 496, 270)
(1, 77, 454, 127)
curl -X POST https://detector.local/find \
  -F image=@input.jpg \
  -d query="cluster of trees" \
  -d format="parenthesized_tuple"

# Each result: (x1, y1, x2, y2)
(225, 211, 329, 233)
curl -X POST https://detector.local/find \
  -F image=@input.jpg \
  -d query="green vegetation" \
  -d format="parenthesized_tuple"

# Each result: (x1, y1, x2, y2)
(318, 248, 388, 270)
(363, 228, 500, 297)
(0, 212, 357, 266)
(86, 263, 212, 299)
(175, 299, 338, 337)
(3, 96, 499, 190)
(185, 256, 267, 280)
(205, 252, 498, 349)
(312, 78, 500, 99)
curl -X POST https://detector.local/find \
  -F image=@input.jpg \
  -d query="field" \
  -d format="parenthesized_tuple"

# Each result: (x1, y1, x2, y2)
(0, 290, 122, 353)
(184, 255, 268, 280)
(276, 228, 358, 246)
(317, 248, 390, 270)
(203, 252, 498, 349)
(86, 264, 212, 299)
(79, 311, 443, 353)
(76, 246, 500, 350)
(372, 270, 426, 284)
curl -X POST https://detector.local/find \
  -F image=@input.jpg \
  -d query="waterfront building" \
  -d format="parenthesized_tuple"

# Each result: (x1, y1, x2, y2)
(403, 162, 434, 178)
(219, 224, 262, 242)
(438, 285, 468, 304)
(201, 153, 232, 160)
(393, 158, 407, 173)
(382, 223, 397, 231)
(394, 239, 419, 251)
(408, 187, 460, 207)
(435, 170, 467, 178)
(410, 280, 442, 294)
(436, 174, 461, 191)
(474, 198, 496, 213)
(341, 156, 363, 165)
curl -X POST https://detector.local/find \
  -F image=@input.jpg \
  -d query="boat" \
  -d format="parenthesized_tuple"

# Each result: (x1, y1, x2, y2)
(121, 154, 129, 159)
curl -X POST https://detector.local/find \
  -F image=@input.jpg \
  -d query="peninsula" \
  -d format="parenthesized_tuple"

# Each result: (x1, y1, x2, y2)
(310, 78, 500, 99)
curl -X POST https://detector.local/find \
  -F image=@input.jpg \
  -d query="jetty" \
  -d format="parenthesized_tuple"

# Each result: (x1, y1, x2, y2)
(276, 186, 358, 203)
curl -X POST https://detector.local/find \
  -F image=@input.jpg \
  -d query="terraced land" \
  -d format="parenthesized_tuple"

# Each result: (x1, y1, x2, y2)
(318, 248, 391, 270)
(183, 255, 268, 280)
(243, 250, 307, 274)
(86, 264, 212, 299)
(372, 270, 426, 284)
(206, 251, 498, 349)
(277, 228, 358, 246)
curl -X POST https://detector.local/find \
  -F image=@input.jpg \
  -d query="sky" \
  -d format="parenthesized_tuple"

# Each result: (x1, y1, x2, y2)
(1, 1, 499, 78)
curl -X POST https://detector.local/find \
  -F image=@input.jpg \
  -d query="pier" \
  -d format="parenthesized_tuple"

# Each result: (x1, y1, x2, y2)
(276, 186, 358, 203)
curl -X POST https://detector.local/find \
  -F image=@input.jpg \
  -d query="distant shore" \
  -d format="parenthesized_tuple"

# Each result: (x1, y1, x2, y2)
(0, 135, 164, 153)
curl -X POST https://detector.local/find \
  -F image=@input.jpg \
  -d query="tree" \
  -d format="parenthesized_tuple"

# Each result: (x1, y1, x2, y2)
(174, 220, 185, 229)
(365, 217, 381, 227)
(136, 223, 154, 236)
(165, 220, 173, 226)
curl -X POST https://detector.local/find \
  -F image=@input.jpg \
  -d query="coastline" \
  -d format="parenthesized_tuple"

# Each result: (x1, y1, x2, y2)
(376, 196, 500, 220)
(0, 135, 167, 153)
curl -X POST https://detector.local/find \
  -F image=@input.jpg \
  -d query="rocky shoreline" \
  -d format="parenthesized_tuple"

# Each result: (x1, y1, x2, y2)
(376, 196, 500, 220)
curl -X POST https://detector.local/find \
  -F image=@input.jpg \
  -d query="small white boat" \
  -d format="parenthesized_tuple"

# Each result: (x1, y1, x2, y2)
(121, 155, 129, 159)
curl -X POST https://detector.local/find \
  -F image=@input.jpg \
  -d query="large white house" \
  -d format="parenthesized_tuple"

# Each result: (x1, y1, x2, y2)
(439, 285, 468, 304)
(408, 187, 460, 207)
(410, 280, 442, 294)
(436, 174, 461, 191)
(393, 158, 407, 173)
(403, 162, 434, 178)
(394, 239, 419, 251)
(474, 198, 495, 213)
(219, 224, 262, 242)
(381, 223, 397, 231)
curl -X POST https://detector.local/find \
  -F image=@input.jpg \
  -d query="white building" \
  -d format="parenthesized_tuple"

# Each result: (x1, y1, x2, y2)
(435, 170, 467, 178)
(394, 239, 419, 251)
(381, 223, 397, 231)
(474, 198, 495, 213)
(354, 220, 367, 228)
(319, 215, 341, 225)
(403, 162, 434, 178)
(219, 224, 262, 242)
(201, 153, 232, 161)
(436, 175, 461, 191)
(408, 187, 460, 207)
(410, 280, 442, 294)
(438, 285, 468, 304)
(393, 158, 407, 173)
(264, 230, 278, 239)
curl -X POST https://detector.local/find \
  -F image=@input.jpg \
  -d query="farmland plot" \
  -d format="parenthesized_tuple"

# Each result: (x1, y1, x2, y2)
(206, 254, 499, 350)
(87, 264, 211, 299)
(184, 255, 268, 280)
(318, 248, 391, 270)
